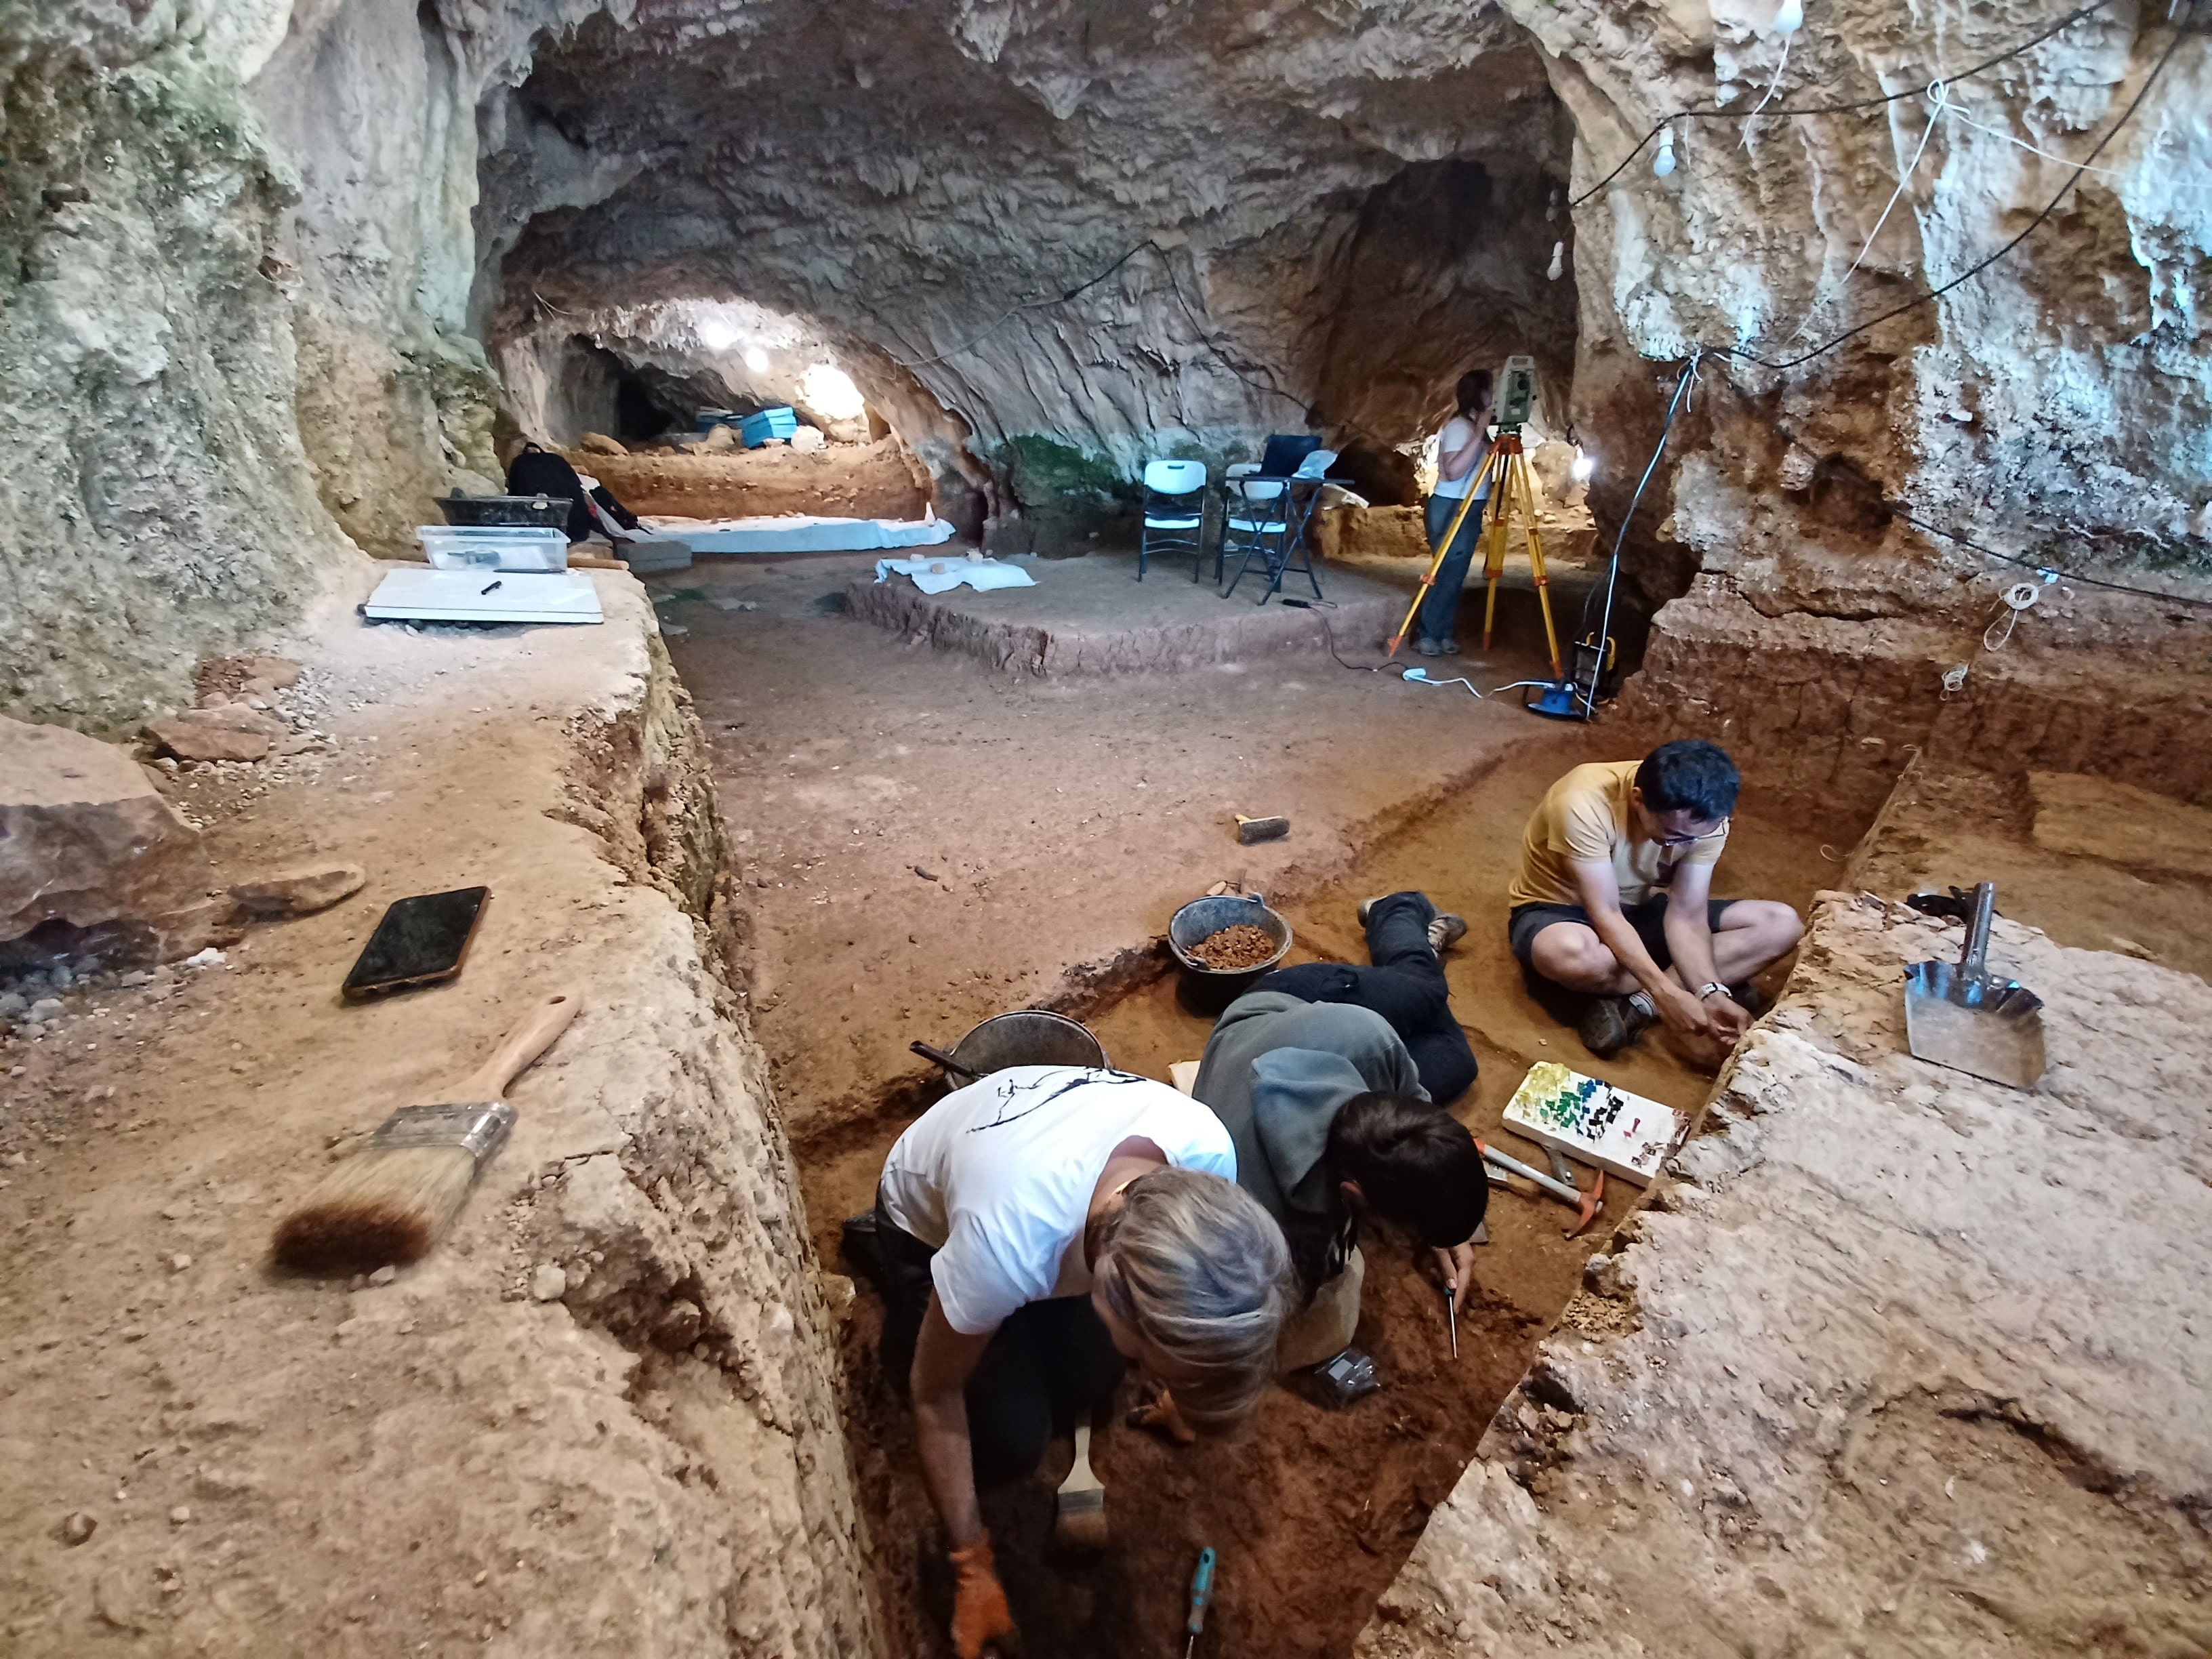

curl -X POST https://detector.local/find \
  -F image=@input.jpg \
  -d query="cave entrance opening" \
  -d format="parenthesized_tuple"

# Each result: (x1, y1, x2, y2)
(491, 298, 939, 528)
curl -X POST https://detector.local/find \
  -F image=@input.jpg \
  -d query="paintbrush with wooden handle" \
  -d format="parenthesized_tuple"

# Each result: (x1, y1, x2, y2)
(272, 990, 581, 1273)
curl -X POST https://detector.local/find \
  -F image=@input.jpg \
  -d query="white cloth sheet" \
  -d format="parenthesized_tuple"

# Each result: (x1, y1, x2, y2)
(638, 514, 957, 555)
(874, 555, 1037, 596)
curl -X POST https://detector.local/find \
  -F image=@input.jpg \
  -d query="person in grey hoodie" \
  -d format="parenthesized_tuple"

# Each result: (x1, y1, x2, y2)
(1191, 987, 1487, 1363)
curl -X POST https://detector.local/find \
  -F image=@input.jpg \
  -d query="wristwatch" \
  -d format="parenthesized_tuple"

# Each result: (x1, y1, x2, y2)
(1696, 982, 1730, 1002)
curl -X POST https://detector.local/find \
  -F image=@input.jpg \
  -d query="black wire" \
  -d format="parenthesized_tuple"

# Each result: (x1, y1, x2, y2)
(1891, 510, 2212, 610)
(1725, 19, 2192, 371)
(892, 237, 1166, 368)
(1568, 0, 2120, 207)
(1319, 613, 1396, 673)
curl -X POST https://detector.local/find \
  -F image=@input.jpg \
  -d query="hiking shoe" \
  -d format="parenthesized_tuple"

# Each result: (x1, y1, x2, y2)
(1416, 638, 1446, 657)
(1356, 896, 1385, 926)
(1579, 994, 1656, 1058)
(1439, 638, 1463, 656)
(1427, 912, 1468, 953)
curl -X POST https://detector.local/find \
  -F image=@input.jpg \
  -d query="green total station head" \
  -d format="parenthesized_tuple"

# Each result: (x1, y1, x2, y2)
(1498, 355, 1537, 430)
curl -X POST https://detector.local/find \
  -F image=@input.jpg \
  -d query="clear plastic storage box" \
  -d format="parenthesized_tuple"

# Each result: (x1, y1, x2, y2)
(415, 526, 569, 572)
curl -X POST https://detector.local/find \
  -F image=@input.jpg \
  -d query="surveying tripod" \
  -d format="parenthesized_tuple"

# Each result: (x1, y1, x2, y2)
(1386, 431, 1563, 678)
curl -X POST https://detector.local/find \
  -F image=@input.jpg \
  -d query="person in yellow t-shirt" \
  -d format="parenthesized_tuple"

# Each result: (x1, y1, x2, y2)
(1507, 740, 1804, 1058)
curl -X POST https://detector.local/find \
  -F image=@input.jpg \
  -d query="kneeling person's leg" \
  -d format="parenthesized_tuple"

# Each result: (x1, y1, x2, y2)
(1705, 899, 1804, 983)
(963, 1297, 1128, 1489)
(1513, 902, 1637, 996)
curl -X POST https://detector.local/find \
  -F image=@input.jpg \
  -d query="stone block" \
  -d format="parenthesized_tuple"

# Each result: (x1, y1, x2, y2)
(0, 716, 222, 960)
(228, 862, 367, 916)
(145, 704, 290, 762)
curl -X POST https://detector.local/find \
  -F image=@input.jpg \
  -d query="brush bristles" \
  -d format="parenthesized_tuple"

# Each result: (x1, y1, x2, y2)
(1053, 1500, 1110, 1553)
(272, 1146, 482, 1273)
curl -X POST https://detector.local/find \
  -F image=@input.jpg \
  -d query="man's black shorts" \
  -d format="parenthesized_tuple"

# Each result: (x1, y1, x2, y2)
(1508, 897, 1740, 972)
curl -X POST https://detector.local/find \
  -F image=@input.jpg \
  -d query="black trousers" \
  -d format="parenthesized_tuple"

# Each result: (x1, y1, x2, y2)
(875, 1198, 1127, 1488)
(1252, 890, 1477, 1104)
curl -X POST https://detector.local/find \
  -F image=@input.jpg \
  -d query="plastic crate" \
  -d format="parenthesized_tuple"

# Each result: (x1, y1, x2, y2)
(415, 525, 570, 572)
(739, 407, 800, 447)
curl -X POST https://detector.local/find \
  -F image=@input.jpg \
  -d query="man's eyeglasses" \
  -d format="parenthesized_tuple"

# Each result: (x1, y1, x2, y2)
(1655, 821, 1731, 848)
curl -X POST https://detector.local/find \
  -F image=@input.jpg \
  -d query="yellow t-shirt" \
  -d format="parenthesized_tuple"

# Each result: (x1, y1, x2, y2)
(1508, 759, 1728, 909)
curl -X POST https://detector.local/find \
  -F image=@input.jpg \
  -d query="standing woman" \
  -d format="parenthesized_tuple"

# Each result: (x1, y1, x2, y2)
(1416, 369, 1495, 656)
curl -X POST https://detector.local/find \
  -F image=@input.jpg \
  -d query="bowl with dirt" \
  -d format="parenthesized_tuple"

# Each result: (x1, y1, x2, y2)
(1168, 894, 1294, 998)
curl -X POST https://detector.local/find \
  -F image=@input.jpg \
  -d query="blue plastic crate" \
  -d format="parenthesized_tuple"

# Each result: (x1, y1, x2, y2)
(739, 407, 800, 447)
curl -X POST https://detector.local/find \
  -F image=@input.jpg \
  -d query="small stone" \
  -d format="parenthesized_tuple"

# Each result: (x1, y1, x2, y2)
(0, 992, 25, 1016)
(61, 1511, 98, 1545)
(28, 998, 63, 1023)
(367, 1265, 396, 1288)
(144, 706, 287, 763)
(913, 865, 939, 882)
(169, 1505, 190, 1525)
(168, 1254, 192, 1273)
(228, 863, 366, 918)
(577, 432, 628, 456)
(530, 1265, 567, 1303)
(241, 656, 304, 689)
(119, 970, 152, 987)
(160, 1202, 189, 1221)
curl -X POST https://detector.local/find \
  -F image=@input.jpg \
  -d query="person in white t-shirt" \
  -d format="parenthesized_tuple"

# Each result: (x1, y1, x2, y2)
(1416, 369, 1496, 656)
(869, 1065, 1292, 1659)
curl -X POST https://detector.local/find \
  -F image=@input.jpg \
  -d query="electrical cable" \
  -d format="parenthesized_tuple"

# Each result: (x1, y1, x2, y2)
(1571, 353, 1706, 717)
(890, 238, 1162, 368)
(1890, 510, 2212, 610)
(1569, 0, 2120, 207)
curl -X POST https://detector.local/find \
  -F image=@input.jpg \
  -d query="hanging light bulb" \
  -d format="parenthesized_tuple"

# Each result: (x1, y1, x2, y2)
(1547, 241, 1565, 281)
(1774, 0, 1803, 33)
(1546, 186, 1561, 223)
(1571, 452, 1596, 483)
(743, 346, 770, 373)
(1654, 125, 1678, 176)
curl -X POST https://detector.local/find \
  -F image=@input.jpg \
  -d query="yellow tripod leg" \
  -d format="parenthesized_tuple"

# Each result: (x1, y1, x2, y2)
(1476, 450, 1513, 652)
(1388, 485, 1481, 656)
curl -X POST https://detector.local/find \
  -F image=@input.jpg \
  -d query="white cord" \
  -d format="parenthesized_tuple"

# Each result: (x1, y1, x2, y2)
(1401, 667, 1484, 699)
(1741, 32, 1794, 147)
(1784, 79, 1948, 344)
(1936, 100, 2211, 192)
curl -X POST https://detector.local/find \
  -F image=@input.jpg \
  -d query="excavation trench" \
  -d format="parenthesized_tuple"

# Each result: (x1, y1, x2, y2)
(652, 541, 1866, 1653)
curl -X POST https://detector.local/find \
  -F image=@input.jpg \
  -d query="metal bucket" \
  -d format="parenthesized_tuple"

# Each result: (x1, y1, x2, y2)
(947, 1010, 1107, 1077)
(1168, 893, 1293, 977)
(1168, 893, 1294, 1013)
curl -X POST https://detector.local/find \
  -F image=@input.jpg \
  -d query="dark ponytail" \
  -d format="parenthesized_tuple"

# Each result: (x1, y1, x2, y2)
(1454, 370, 1494, 420)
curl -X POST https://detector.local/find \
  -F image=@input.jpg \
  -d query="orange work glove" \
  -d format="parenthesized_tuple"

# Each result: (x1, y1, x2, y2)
(948, 1534, 1019, 1658)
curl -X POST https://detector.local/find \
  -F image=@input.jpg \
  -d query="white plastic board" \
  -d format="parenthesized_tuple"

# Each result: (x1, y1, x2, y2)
(364, 568, 604, 626)
(1500, 1061, 1683, 1185)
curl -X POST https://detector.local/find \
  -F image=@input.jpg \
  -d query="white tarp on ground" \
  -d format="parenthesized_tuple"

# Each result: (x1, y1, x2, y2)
(872, 555, 1037, 596)
(638, 514, 958, 555)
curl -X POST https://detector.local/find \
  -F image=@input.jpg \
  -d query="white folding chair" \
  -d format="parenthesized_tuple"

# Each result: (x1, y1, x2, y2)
(1225, 449, 1336, 603)
(1139, 458, 1210, 581)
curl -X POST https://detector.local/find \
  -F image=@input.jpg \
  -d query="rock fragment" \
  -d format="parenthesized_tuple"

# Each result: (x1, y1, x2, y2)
(577, 432, 627, 455)
(530, 1265, 568, 1302)
(228, 863, 366, 917)
(60, 1512, 97, 1545)
(144, 705, 290, 764)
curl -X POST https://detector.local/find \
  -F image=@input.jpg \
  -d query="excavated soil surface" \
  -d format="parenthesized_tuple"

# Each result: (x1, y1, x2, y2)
(658, 548, 1860, 1657)
(567, 437, 930, 520)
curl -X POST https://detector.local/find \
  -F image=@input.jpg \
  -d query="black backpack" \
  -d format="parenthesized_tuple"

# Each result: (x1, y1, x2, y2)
(504, 443, 641, 542)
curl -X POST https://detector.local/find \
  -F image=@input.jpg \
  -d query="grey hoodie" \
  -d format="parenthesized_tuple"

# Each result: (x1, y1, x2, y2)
(1191, 991, 1428, 1290)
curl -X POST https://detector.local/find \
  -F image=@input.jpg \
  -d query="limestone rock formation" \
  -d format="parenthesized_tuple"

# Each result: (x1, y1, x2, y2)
(0, 716, 222, 960)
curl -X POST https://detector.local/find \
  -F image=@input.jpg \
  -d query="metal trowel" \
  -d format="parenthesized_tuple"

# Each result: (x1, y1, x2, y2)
(1904, 880, 2047, 1089)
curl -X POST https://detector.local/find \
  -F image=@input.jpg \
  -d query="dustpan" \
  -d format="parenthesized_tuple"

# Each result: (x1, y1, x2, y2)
(1903, 880, 2046, 1089)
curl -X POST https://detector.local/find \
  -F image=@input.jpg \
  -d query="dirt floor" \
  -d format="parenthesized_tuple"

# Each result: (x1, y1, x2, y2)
(653, 546, 1866, 1657)
(569, 437, 930, 520)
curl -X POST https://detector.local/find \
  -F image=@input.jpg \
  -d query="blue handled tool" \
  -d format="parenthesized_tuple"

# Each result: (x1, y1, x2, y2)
(1183, 1546, 1216, 1658)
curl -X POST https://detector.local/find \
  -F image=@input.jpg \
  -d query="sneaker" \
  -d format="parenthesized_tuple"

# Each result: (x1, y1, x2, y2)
(1416, 638, 1445, 657)
(1427, 912, 1468, 953)
(1578, 994, 1656, 1058)
(1356, 896, 1385, 926)
(1439, 638, 1463, 656)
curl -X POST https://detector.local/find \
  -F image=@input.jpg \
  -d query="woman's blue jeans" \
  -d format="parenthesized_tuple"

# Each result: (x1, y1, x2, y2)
(1419, 491, 1488, 647)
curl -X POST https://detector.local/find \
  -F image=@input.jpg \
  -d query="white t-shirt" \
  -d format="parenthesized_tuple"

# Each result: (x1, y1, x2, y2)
(878, 1066, 1238, 1336)
(1433, 415, 1493, 501)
